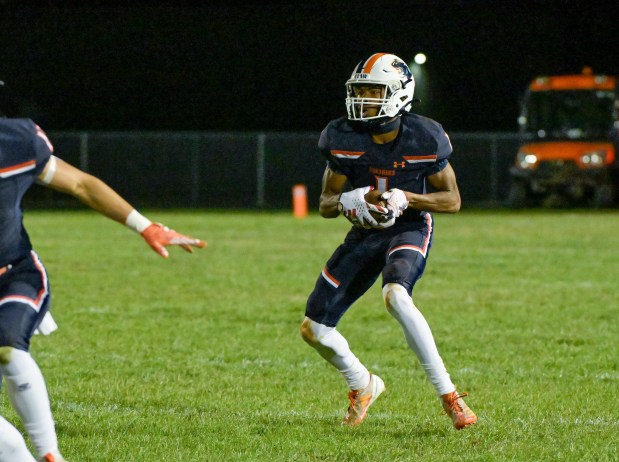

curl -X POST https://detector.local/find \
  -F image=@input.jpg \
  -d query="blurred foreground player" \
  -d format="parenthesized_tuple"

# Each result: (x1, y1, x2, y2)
(0, 81, 205, 461)
(300, 54, 476, 429)
(0, 415, 37, 461)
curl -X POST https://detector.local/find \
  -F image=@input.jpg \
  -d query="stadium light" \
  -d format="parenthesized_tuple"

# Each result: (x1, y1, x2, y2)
(414, 53, 427, 65)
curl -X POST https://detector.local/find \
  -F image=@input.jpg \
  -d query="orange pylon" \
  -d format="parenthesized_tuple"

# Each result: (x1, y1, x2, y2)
(292, 184, 308, 218)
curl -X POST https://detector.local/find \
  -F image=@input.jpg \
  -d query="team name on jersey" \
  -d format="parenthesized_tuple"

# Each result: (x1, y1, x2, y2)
(369, 167, 395, 177)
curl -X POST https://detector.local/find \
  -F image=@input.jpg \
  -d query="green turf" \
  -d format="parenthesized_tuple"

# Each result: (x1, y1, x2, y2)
(3, 209, 618, 461)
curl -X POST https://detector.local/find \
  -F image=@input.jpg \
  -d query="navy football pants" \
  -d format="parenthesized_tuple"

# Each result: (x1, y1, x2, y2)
(306, 214, 433, 327)
(0, 251, 51, 351)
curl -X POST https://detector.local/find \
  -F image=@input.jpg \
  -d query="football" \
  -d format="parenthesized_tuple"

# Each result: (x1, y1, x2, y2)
(369, 199, 388, 220)
(364, 190, 394, 224)
(364, 188, 383, 205)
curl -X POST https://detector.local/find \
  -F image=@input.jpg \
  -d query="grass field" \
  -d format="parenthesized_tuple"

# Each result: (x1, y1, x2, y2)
(3, 209, 618, 461)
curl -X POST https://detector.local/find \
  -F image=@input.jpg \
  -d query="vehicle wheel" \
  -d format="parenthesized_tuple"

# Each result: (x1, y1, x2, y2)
(592, 184, 615, 208)
(507, 180, 529, 208)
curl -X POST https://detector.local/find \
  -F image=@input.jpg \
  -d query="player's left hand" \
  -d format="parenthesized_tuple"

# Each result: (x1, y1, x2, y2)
(381, 188, 409, 218)
(140, 223, 206, 258)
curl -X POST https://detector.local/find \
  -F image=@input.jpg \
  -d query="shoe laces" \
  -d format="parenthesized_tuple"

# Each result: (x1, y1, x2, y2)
(347, 389, 360, 409)
(442, 391, 469, 414)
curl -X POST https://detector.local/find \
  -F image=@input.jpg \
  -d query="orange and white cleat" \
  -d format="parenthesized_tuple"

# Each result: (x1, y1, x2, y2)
(342, 373, 385, 426)
(441, 390, 477, 430)
(40, 452, 67, 462)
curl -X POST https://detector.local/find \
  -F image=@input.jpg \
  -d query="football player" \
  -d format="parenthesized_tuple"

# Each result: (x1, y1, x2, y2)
(0, 81, 205, 462)
(300, 53, 477, 429)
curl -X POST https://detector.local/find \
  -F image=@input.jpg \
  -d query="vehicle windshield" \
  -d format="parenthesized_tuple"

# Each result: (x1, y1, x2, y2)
(521, 89, 615, 140)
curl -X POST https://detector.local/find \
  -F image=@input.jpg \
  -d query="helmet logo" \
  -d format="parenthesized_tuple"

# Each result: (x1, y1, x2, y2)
(391, 60, 412, 80)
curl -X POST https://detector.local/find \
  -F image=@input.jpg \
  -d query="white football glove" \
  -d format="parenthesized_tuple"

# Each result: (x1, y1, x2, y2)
(381, 188, 409, 218)
(338, 186, 386, 229)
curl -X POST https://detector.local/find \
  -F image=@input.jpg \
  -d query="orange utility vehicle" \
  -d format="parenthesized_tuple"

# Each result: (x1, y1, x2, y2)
(508, 68, 618, 207)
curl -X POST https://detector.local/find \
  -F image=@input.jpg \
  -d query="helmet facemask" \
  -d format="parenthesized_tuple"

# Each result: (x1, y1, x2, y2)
(346, 81, 409, 121)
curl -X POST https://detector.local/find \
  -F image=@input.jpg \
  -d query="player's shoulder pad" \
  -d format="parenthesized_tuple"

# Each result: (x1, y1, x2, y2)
(318, 116, 350, 151)
(0, 118, 53, 175)
(0, 118, 38, 167)
(401, 113, 452, 161)
(0, 117, 38, 139)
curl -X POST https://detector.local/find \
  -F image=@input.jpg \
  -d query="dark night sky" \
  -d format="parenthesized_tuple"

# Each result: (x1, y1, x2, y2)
(1, 2, 617, 133)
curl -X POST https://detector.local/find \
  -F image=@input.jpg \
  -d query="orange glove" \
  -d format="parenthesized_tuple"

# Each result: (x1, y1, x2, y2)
(140, 223, 206, 258)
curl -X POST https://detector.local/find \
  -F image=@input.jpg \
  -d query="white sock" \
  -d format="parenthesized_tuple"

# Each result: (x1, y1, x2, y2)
(302, 318, 370, 390)
(0, 416, 37, 462)
(1, 349, 59, 458)
(383, 283, 455, 396)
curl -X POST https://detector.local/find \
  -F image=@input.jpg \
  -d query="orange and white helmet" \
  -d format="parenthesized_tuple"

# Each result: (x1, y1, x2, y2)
(345, 53, 415, 122)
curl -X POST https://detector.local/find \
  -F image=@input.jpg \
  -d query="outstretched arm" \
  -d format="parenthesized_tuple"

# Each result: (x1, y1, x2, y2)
(39, 155, 135, 223)
(38, 156, 206, 257)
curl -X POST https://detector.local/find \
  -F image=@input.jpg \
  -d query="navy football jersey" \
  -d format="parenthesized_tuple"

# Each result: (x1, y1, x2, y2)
(0, 118, 54, 266)
(319, 112, 453, 222)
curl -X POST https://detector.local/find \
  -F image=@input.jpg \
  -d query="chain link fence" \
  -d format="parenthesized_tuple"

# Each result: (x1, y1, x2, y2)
(24, 131, 520, 210)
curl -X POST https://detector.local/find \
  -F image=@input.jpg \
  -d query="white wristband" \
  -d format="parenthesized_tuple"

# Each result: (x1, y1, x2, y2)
(125, 209, 152, 234)
(38, 155, 57, 185)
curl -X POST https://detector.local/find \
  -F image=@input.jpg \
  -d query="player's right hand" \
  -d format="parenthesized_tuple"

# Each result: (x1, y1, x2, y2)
(338, 186, 387, 229)
(141, 223, 206, 258)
